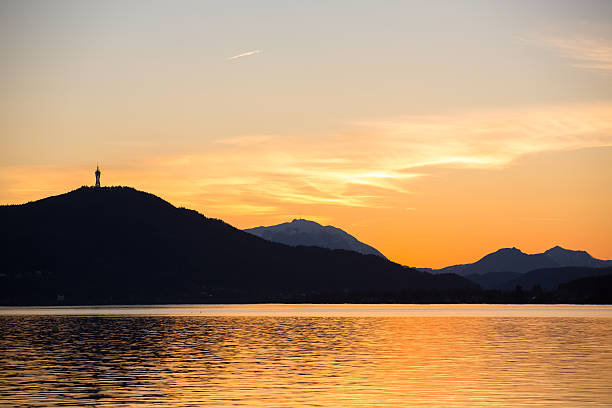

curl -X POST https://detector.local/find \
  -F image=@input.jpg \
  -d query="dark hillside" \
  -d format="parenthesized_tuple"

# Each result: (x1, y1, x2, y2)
(555, 274, 612, 304)
(0, 187, 475, 305)
(501, 266, 612, 291)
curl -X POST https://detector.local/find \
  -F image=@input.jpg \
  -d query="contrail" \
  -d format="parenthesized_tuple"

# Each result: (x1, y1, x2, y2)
(228, 49, 262, 60)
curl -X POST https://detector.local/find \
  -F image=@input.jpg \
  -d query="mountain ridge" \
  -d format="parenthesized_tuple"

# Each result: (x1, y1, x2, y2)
(0, 186, 475, 305)
(245, 218, 386, 258)
(421, 246, 612, 290)
(428, 246, 611, 277)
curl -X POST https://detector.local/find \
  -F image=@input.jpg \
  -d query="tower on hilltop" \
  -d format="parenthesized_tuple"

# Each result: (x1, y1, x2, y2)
(95, 165, 101, 187)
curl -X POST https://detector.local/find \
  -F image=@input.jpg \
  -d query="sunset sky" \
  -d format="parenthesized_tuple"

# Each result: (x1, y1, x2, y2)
(1, 1, 611, 268)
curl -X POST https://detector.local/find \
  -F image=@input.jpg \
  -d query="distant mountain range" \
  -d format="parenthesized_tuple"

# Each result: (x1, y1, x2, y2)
(1, 186, 609, 304)
(244, 219, 612, 293)
(244, 218, 612, 292)
(422, 246, 612, 289)
(429, 246, 612, 276)
(244, 219, 386, 258)
(0, 186, 474, 305)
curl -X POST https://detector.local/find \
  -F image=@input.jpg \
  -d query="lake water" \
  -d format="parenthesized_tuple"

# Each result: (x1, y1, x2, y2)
(1, 304, 611, 407)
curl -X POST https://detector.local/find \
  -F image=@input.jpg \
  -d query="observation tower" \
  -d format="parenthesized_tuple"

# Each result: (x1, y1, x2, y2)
(95, 165, 101, 187)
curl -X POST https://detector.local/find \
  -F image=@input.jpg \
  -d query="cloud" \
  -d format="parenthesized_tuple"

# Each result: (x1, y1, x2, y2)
(357, 103, 612, 170)
(522, 33, 612, 73)
(2, 103, 611, 217)
(142, 103, 611, 213)
(228, 49, 262, 60)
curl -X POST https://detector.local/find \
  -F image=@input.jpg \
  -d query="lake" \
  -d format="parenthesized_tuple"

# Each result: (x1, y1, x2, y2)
(1, 304, 611, 407)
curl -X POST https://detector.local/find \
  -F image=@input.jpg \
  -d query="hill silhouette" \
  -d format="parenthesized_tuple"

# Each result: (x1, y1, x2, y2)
(434, 247, 558, 276)
(245, 219, 386, 258)
(555, 274, 612, 304)
(543, 246, 611, 268)
(427, 246, 612, 289)
(501, 266, 612, 292)
(0, 186, 475, 305)
(433, 247, 611, 277)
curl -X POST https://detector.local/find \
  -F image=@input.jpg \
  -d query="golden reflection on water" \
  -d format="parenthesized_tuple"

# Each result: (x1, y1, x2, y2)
(0, 305, 611, 407)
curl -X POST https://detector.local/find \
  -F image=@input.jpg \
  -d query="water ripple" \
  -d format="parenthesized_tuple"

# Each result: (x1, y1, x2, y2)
(0, 306, 611, 407)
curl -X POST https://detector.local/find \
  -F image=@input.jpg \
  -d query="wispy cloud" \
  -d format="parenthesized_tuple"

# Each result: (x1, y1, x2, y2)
(2, 103, 611, 217)
(355, 103, 612, 171)
(522, 33, 612, 73)
(137, 102, 612, 214)
(228, 49, 262, 60)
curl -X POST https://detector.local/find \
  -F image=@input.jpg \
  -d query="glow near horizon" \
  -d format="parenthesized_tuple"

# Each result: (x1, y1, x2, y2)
(1, 1, 611, 267)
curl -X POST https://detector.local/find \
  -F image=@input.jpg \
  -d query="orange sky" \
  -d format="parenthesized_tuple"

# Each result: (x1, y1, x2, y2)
(1, 1, 611, 267)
